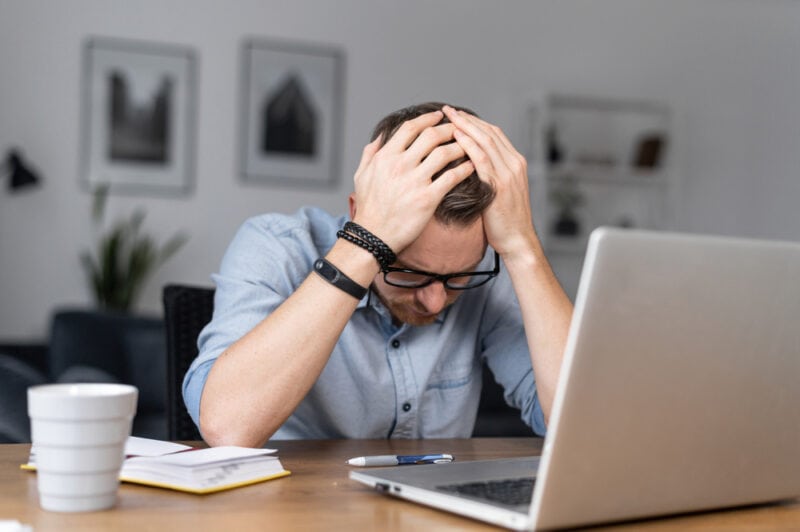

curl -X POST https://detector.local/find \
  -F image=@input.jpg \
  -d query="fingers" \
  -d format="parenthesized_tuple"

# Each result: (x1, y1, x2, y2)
(443, 106, 505, 160)
(443, 105, 507, 145)
(355, 137, 382, 176)
(382, 110, 444, 152)
(462, 111, 516, 154)
(372, 112, 462, 183)
(443, 105, 521, 170)
(429, 160, 475, 197)
(451, 128, 492, 180)
(415, 141, 466, 180)
(377, 118, 465, 184)
(405, 123, 457, 164)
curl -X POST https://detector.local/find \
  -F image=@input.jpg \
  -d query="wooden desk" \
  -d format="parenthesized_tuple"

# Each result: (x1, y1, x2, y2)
(1, 438, 797, 531)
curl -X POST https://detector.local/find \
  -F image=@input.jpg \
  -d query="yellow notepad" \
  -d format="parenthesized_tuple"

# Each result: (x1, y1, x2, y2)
(120, 445, 290, 494)
(22, 437, 290, 494)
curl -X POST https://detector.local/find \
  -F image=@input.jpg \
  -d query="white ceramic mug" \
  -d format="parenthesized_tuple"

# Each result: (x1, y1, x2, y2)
(28, 383, 138, 512)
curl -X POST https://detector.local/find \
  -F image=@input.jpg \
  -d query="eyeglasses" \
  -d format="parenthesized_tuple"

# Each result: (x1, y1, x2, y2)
(381, 252, 500, 290)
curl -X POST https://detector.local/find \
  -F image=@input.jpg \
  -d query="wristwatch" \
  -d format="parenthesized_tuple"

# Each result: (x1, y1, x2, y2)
(313, 258, 368, 300)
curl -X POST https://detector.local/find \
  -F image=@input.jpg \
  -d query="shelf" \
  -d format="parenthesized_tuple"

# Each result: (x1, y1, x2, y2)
(548, 163, 667, 187)
(526, 91, 673, 290)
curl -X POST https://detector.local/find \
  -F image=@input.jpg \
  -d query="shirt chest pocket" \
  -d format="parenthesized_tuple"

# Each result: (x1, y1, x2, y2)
(420, 358, 482, 438)
(425, 360, 477, 390)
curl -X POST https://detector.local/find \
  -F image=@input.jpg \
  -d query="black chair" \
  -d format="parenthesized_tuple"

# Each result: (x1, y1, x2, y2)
(472, 365, 534, 437)
(163, 284, 214, 441)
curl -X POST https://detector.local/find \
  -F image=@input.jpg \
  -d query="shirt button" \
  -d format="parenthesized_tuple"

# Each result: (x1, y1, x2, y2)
(402, 402, 412, 412)
(391, 339, 400, 348)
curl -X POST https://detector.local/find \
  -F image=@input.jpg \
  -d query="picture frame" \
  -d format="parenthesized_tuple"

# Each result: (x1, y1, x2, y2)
(81, 37, 196, 195)
(240, 38, 344, 187)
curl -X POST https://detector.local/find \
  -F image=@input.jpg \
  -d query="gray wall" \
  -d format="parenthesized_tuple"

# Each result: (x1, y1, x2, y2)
(1, 0, 799, 339)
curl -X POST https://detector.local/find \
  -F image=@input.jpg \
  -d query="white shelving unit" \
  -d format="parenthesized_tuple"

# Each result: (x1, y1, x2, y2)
(526, 93, 673, 299)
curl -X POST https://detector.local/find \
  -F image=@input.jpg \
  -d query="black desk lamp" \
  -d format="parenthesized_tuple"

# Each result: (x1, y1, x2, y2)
(4, 149, 41, 192)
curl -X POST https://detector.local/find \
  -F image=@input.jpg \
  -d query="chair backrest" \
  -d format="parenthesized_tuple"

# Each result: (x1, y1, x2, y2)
(472, 363, 534, 437)
(162, 284, 215, 441)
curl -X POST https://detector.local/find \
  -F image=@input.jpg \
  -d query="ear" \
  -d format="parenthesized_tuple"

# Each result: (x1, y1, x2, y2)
(348, 193, 356, 219)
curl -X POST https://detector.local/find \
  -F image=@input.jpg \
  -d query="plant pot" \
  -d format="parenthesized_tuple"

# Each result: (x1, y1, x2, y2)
(552, 211, 580, 237)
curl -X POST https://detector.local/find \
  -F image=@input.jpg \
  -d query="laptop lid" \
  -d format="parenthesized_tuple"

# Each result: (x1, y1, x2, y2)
(530, 227, 800, 529)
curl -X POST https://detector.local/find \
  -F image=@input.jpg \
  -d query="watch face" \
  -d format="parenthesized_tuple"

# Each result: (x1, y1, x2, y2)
(313, 258, 367, 299)
(315, 258, 336, 280)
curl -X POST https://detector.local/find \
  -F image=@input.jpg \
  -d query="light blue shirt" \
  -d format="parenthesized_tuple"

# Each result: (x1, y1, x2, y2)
(183, 207, 546, 439)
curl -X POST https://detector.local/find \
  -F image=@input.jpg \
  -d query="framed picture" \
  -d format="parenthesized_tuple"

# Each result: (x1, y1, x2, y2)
(240, 38, 344, 187)
(81, 37, 196, 195)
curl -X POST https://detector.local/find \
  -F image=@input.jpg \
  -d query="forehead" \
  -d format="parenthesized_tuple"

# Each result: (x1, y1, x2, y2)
(397, 219, 487, 273)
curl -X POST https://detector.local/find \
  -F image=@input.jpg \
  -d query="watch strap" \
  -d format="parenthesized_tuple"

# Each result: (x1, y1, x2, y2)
(313, 258, 368, 300)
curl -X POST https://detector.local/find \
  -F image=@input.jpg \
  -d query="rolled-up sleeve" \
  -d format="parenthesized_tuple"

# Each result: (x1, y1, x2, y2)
(182, 212, 323, 428)
(478, 269, 547, 436)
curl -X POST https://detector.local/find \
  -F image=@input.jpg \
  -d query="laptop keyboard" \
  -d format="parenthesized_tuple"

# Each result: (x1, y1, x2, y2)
(437, 477, 536, 506)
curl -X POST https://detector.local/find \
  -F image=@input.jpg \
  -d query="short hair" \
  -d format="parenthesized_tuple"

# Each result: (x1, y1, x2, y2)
(370, 102, 495, 226)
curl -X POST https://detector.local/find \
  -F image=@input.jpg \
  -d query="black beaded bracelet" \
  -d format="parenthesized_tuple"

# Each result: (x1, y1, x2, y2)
(336, 230, 384, 266)
(341, 221, 397, 269)
(344, 222, 397, 268)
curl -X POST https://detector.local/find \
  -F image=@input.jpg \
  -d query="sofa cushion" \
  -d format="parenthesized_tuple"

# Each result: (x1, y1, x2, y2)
(48, 309, 167, 438)
(56, 365, 120, 384)
(48, 310, 128, 381)
(0, 353, 48, 442)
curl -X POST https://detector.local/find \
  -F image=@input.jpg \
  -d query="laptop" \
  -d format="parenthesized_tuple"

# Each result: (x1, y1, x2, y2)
(350, 227, 800, 530)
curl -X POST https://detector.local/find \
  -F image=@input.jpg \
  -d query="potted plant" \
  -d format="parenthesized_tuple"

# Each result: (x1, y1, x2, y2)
(81, 186, 188, 312)
(548, 173, 585, 237)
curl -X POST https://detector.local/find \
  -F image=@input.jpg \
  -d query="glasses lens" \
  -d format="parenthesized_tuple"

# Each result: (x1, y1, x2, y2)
(384, 271, 433, 288)
(444, 274, 494, 289)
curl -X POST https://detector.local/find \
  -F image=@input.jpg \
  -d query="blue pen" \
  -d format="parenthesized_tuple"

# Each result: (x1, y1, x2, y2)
(346, 454, 454, 467)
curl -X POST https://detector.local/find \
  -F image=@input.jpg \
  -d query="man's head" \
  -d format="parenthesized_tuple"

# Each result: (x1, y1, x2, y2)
(365, 102, 497, 326)
(370, 102, 495, 226)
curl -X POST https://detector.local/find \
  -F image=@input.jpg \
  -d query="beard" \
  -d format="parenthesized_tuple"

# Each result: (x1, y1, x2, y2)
(372, 285, 459, 327)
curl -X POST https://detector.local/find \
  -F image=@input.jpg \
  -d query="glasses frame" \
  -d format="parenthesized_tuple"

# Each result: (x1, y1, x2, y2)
(381, 251, 500, 290)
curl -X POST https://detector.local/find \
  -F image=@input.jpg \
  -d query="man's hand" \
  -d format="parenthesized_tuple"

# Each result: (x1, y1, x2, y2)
(351, 110, 475, 254)
(442, 105, 539, 261)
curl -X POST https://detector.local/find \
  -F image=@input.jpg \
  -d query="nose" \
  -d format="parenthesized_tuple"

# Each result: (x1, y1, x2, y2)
(415, 282, 449, 315)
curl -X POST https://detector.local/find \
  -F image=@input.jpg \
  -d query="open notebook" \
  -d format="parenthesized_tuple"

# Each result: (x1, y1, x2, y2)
(24, 436, 290, 494)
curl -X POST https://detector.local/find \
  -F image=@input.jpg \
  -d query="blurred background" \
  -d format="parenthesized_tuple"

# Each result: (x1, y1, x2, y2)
(2, 0, 799, 340)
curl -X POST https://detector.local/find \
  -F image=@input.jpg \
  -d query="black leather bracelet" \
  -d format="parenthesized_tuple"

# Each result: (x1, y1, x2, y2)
(313, 258, 368, 300)
(336, 230, 384, 266)
(340, 222, 397, 269)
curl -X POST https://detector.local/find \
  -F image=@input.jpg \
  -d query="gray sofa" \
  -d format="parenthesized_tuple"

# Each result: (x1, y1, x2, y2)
(0, 309, 168, 443)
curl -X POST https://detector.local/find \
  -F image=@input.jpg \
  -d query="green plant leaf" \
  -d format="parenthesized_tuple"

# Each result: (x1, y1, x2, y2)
(82, 198, 189, 312)
(158, 232, 189, 263)
(91, 184, 109, 224)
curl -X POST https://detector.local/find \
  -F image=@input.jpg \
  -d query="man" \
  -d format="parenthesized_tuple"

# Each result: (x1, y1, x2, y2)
(183, 102, 573, 447)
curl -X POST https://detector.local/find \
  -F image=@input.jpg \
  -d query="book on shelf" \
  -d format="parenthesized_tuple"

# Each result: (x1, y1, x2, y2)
(23, 436, 290, 494)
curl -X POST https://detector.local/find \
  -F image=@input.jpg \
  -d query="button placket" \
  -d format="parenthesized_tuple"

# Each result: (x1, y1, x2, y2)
(387, 335, 417, 438)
